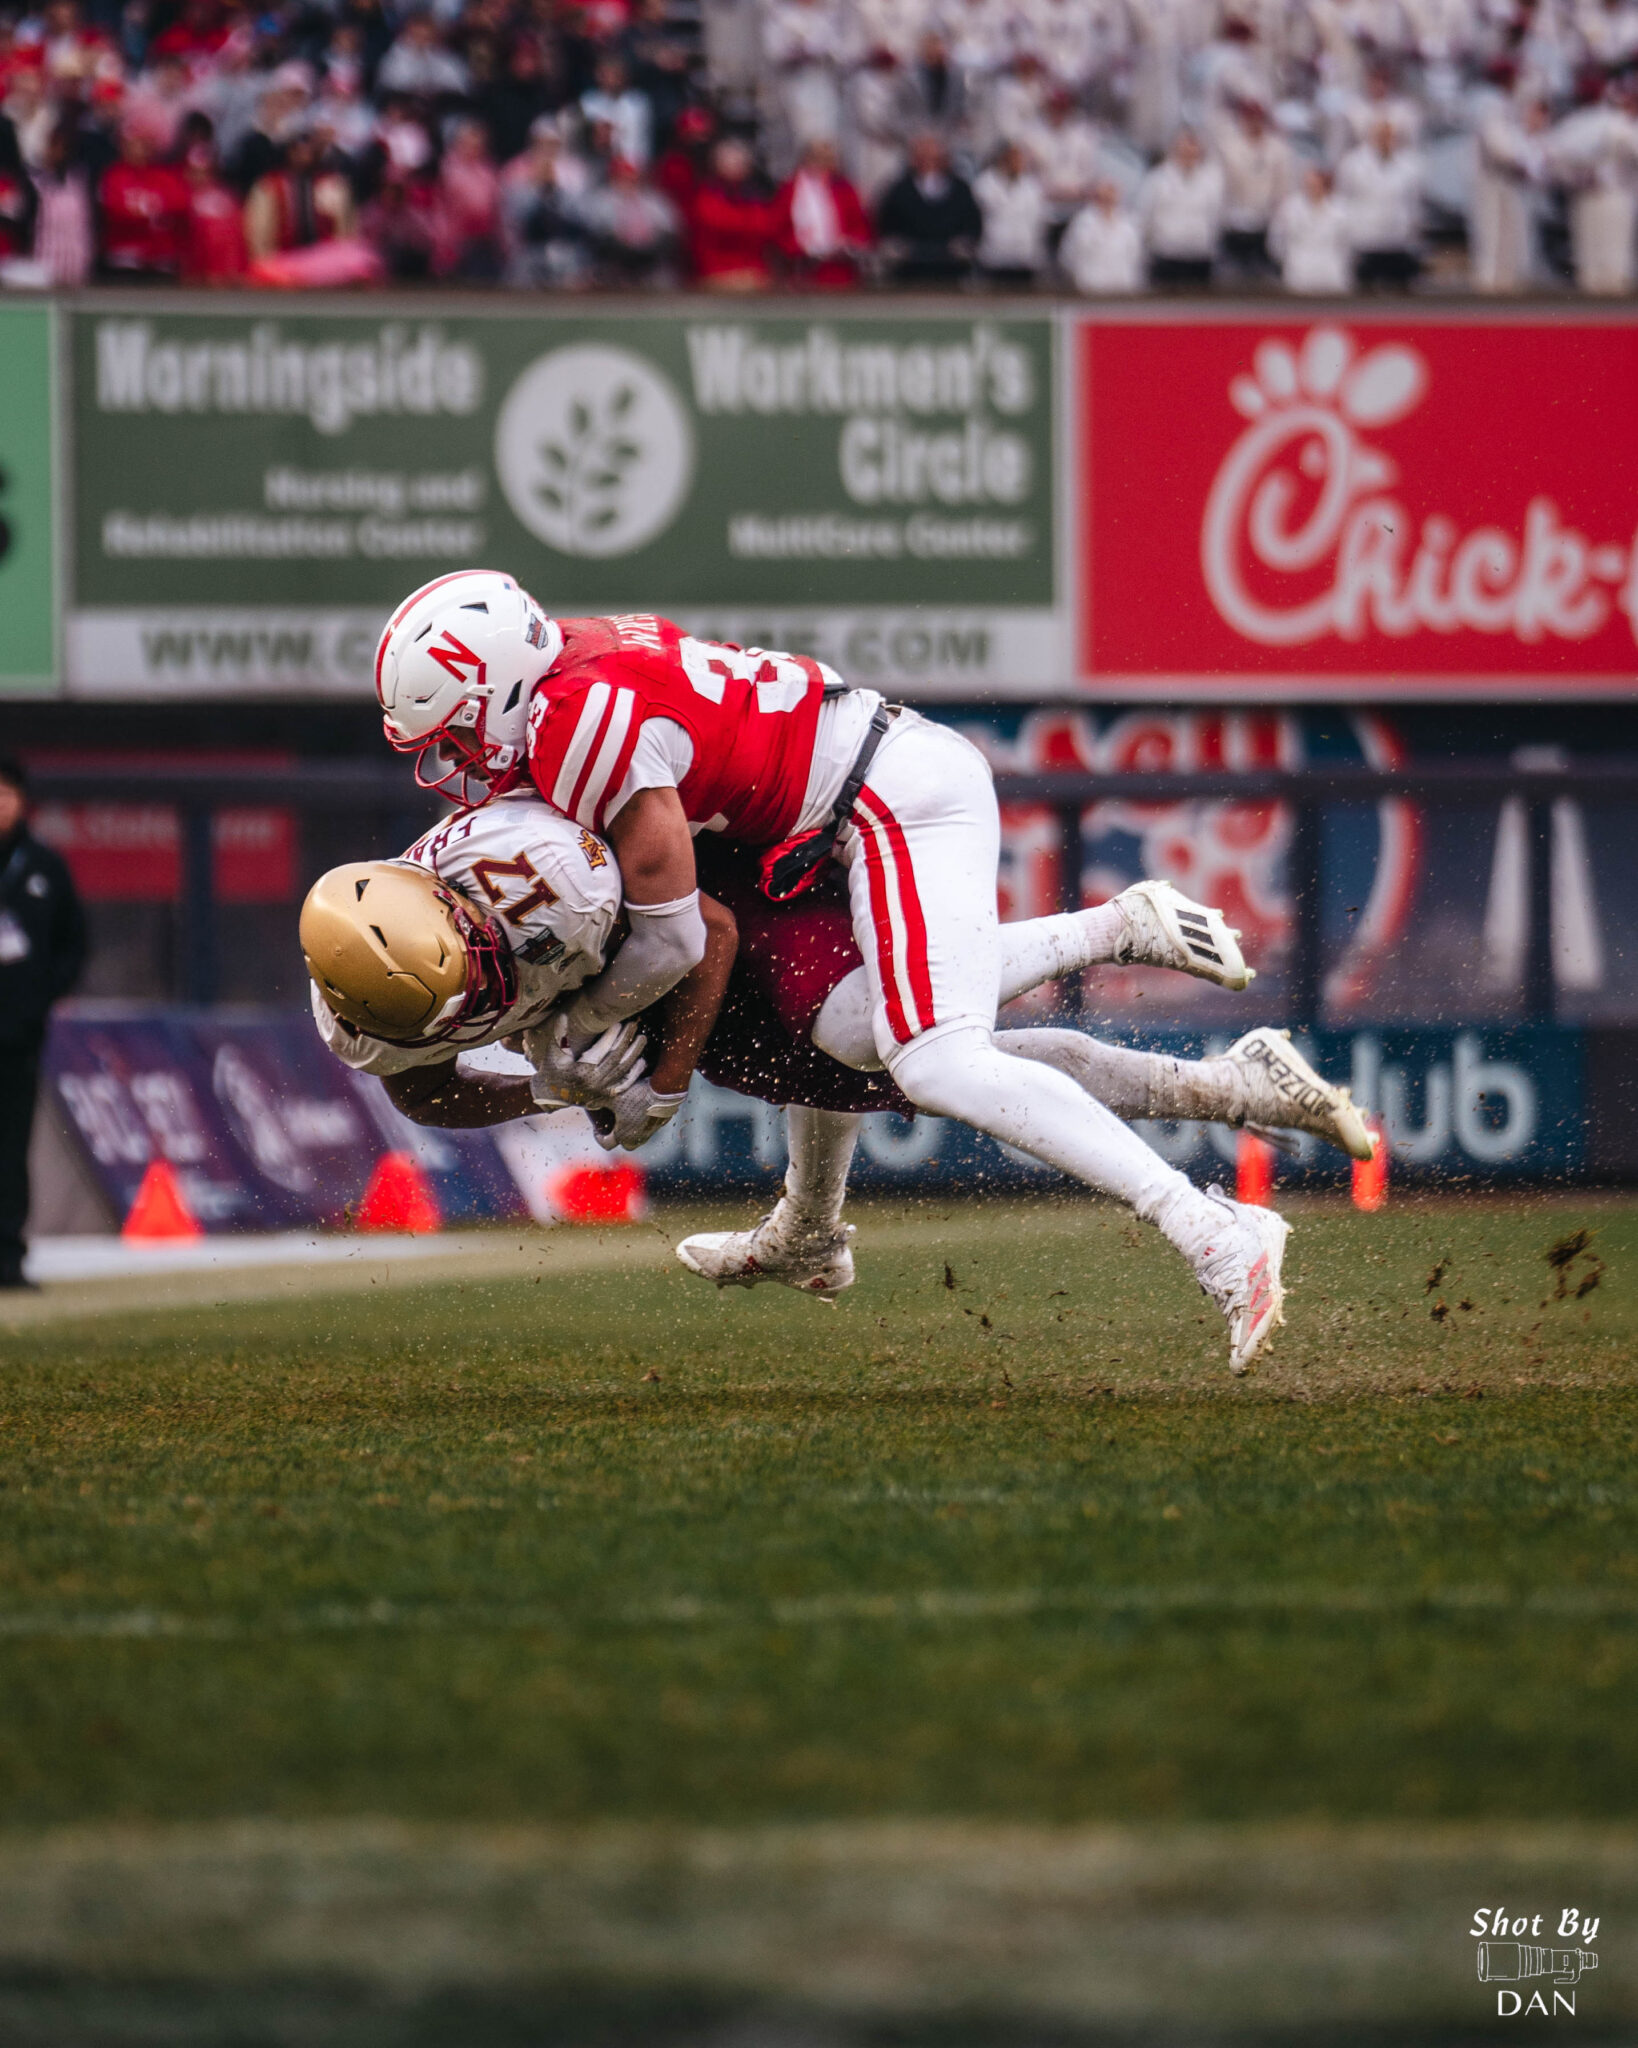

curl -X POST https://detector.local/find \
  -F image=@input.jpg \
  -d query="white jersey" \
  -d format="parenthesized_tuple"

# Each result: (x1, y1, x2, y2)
(313, 793, 623, 1078)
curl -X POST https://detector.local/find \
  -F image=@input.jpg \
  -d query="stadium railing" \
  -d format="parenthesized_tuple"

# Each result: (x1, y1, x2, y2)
(31, 757, 1638, 1024)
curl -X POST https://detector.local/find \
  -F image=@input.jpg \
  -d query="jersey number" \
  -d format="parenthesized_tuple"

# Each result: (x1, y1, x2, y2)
(470, 853, 559, 923)
(679, 637, 810, 713)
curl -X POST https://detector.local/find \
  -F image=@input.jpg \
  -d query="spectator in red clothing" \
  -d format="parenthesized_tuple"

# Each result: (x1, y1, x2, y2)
(97, 124, 187, 278)
(652, 100, 714, 218)
(777, 137, 870, 286)
(689, 135, 777, 290)
(435, 116, 504, 279)
(147, 0, 231, 69)
(0, 105, 36, 257)
(361, 165, 440, 279)
(179, 127, 244, 282)
(32, 116, 92, 284)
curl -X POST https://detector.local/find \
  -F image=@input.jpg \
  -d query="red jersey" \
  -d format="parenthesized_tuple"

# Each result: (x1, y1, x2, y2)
(527, 614, 835, 847)
(183, 178, 245, 280)
(98, 161, 188, 273)
(694, 842, 911, 1118)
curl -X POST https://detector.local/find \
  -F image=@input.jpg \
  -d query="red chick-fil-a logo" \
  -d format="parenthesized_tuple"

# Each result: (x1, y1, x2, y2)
(1200, 326, 1638, 649)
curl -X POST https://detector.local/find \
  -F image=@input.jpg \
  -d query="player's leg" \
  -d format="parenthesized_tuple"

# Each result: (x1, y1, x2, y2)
(840, 721, 1286, 1371)
(995, 1026, 1375, 1160)
(992, 881, 1253, 1001)
(811, 885, 1250, 1073)
(892, 1022, 1285, 1372)
(675, 1106, 860, 1299)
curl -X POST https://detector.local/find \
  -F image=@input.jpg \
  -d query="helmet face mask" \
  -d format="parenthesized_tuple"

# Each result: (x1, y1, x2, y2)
(300, 861, 519, 1046)
(375, 571, 563, 799)
(412, 716, 493, 804)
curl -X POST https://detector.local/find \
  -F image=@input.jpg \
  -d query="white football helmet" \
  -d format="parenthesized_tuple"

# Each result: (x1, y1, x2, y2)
(375, 570, 564, 798)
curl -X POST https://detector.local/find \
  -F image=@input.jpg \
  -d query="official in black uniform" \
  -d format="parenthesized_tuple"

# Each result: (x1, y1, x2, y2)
(0, 759, 87, 1289)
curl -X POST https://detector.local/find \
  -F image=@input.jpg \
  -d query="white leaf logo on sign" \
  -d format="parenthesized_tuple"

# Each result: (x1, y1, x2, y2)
(1200, 325, 1638, 649)
(494, 344, 694, 559)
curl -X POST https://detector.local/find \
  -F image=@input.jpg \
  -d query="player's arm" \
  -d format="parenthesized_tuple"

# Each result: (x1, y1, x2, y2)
(644, 889, 738, 1096)
(382, 1058, 535, 1129)
(561, 785, 706, 1047)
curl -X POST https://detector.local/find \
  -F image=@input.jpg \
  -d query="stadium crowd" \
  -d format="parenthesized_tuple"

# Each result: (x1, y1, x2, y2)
(0, 0, 1636, 293)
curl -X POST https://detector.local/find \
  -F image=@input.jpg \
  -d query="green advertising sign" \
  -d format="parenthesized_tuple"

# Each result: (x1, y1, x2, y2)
(68, 304, 1059, 698)
(0, 304, 58, 692)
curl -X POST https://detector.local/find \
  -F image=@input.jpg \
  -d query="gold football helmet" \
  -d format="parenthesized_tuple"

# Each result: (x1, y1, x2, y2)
(299, 861, 517, 1043)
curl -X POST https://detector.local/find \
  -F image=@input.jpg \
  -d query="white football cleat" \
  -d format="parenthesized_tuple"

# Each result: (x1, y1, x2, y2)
(1227, 1027, 1376, 1162)
(1110, 880, 1253, 991)
(1194, 1187, 1290, 1375)
(676, 1207, 857, 1301)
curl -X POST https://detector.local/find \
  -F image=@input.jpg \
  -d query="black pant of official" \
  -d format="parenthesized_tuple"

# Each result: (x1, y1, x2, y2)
(0, 1042, 40, 1286)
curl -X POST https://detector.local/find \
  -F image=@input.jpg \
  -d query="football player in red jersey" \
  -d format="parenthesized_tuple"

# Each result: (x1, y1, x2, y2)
(375, 573, 1304, 1369)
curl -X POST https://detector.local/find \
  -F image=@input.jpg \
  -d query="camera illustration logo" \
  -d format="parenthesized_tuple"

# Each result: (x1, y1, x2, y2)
(494, 343, 695, 560)
(1473, 1909, 1601, 2016)
(1478, 1943, 1598, 1986)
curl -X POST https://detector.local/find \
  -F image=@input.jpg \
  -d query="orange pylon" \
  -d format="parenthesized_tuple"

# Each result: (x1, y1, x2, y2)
(1352, 1119, 1389, 1212)
(1236, 1130, 1275, 1207)
(356, 1151, 441, 1234)
(122, 1159, 203, 1241)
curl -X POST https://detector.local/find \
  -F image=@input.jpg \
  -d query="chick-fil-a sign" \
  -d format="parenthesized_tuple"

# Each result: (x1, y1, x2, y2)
(1079, 318, 1638, 697)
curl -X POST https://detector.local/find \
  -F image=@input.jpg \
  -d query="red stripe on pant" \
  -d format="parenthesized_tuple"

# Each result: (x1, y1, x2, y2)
(856, 787, 937, 1043)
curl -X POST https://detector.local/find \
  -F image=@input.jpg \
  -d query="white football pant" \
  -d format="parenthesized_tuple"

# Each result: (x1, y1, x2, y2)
(826, 715, 1226, 1266)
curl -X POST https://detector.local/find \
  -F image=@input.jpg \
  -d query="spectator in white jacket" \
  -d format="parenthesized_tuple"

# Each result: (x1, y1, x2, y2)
(1549, 80, 1638, 296)
(1576, 0, 1638, 74)
(1471, 93, 1549, 292)
(1215, 97, 1294, 278)
(375, 14, 468, 100)
(1026, 88, 1103, 223)
(1336, 118, 1424, 285)
(1139, 126, 1225, 286)
(1060, 177, 1144, 290)
(849, 0, 931, 64)
(1270, 163, 1353, 291)
(1017, 0, 1101, 92)
(764, 0, 845, 169)
(1327, 64, 1423, 159)
(938, 0, 1013, 79)
(580, 54, 653, 169)
(974, 138, 1049, 280)
(843, 46, 911, 202)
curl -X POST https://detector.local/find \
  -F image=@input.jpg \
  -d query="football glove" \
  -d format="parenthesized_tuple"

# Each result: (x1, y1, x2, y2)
(524, 1015, 647, 1111)
(592, 1079, 688, 1152)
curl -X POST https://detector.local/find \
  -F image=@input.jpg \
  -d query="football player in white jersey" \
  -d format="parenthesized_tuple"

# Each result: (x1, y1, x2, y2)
(302, 794, 1373, 1372)
(303, 789, 735, 1147)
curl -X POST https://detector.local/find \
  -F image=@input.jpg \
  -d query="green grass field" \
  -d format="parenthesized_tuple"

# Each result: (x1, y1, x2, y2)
(2, 1192, 1634, 1834)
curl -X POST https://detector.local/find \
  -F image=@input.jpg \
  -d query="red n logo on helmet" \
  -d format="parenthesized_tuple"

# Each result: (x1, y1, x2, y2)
(428, 633, 487, 689)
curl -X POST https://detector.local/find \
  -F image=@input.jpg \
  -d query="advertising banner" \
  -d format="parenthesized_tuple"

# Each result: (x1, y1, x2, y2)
(42, 1008, 1592, 1238)
(45, 1009, 525, 1229)
(0, 303, 58, 692)
(1077, 315, 1638, 700)
(37, 1010, 1607, 1234)
(67, 305, 1058, 699)
(648, 1025, 1584, 1188)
